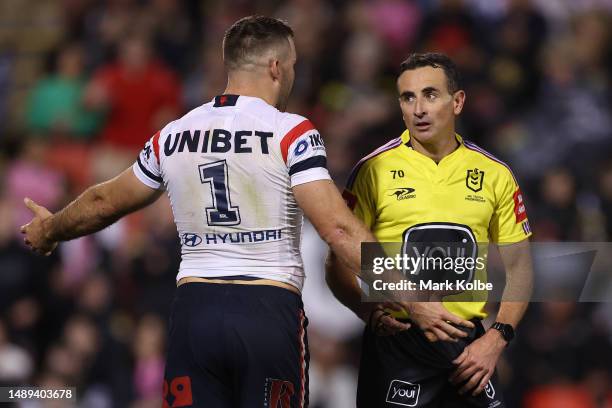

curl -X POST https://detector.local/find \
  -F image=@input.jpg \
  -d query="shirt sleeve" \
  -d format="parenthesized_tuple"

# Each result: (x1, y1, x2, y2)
(279, 118, 331, 187)
(489, 168, 531, 243)
(343, 162, 376, 229)
(132, 130, 165, 190)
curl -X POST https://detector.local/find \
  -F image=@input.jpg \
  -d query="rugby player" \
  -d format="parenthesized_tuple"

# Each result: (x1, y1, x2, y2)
(20, 16, 395, 408)
(327, 53, 533, 407)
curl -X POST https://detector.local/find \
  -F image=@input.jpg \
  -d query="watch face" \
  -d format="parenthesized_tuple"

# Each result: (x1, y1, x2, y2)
(495, 323, 514, 341)
(505, 325, 515, 340)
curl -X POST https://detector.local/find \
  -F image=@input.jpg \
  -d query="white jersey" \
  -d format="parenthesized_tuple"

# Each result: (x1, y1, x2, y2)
(132, 95, 330, 290)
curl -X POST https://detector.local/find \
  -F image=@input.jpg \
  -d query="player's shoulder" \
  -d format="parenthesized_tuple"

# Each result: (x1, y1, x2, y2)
(163, 103, 211, 131)
(346, 136, 403, 190)
(462, 138, 518, 184)
(277, 112, 317, 136)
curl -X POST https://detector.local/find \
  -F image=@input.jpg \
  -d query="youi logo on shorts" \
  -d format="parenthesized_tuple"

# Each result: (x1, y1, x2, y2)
(386, 379, 420, 407)
(485, 380, 495, 399)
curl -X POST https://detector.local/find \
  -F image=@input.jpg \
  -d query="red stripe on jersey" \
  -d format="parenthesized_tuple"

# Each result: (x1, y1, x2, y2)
(152, 130, 161, 165)
(281, 120, 315, 164)
(298, 309, 306, 408)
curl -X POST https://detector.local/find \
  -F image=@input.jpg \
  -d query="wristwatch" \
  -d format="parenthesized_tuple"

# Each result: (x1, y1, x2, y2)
(491, 322, 514, 345)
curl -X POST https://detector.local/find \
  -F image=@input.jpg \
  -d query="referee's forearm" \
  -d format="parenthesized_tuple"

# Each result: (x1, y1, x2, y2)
(495, 301, 528, 328)
(497, 240, 533, 328)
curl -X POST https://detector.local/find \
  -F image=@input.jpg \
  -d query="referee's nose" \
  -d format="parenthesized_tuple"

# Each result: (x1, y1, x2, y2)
(414, 98, 426, 118)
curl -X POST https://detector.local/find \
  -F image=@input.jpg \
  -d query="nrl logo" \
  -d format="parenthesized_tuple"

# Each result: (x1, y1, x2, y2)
(389, 187, 416, 200)
(466, 168, 485, 192)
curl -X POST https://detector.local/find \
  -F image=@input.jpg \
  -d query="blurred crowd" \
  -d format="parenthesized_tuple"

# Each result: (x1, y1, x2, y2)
(0, 0, 611, 407)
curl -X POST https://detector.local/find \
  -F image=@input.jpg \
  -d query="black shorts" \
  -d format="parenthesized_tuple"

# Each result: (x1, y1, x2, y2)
(163, 281, 309, 408)
(357, 319, 505, 408)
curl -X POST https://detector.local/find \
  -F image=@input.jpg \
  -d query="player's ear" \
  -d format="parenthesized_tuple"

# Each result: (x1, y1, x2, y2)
(453, 90, 465, 115)
(269, 58, 281, 82)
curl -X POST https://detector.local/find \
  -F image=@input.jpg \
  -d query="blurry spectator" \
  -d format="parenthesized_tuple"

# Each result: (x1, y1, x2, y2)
(132, 314, 165, 404)
(182, 40, 227, 111)
(0, 196, 58, 313)
(0, 49, 13, 134)
(308, 331, 358, 408)
(419, 0, 481, 59)
(533, 168, 579, 240)
(277, 0, 334, 103)
(319, 30, 396, 168)
(140, 0, 195, 74)
(4, 139, 66, 233)
(63, 315, 100, 360)
(0, 319, 33, 384)
(76, 273, 113, 319)
(524, 384, 597, 408)
(129, 197, 180, 318)
(600, 162, 612, 240)
(489, 0, 548, 112)
(80, 0, 143, 67)
(25, 43, 103, 139)
(2, 1, 612, 406)
(507, 302, 612, 406)
(366, 0, 422, 64)
(85, 33, 181, 151)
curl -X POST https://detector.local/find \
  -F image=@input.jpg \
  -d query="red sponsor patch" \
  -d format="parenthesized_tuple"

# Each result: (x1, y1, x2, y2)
(163, 376, 193, 408)
(267, 379, 295, 408)
(513, 188, 527, 223)
(342, 189, 357, 210)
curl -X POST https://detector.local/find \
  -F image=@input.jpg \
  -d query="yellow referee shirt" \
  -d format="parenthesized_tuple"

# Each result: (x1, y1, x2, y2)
(343, 130, 532, 320)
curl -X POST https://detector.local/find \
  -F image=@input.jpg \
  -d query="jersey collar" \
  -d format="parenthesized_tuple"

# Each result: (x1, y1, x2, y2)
(401, 129, 465, 148)
(212, 94, 271, 108)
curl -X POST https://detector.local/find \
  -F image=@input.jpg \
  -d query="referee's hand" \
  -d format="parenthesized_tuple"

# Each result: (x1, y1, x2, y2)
(450, 329, 506, 396)
(400, 302, 475, 342)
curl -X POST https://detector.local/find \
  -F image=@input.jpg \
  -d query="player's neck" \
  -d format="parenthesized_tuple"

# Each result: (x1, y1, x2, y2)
(224, 75, 278, 109)
(411, 134, 459, 164)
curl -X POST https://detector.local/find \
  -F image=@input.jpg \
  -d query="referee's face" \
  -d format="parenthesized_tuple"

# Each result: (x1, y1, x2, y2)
(397, 67, 464, 145)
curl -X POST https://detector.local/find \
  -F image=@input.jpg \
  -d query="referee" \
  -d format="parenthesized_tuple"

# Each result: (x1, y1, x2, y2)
(327, 53, 533, 407)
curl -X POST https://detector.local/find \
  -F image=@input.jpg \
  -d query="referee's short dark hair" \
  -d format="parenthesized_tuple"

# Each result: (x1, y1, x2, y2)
(223, 16, 294, 71)
(399, 53, 461, 94)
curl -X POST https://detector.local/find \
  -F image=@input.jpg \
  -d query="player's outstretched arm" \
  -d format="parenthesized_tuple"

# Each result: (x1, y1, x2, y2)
(20, 167, 163, 255)
(293, 179, 375, 272)
(450, 238, 533, 396)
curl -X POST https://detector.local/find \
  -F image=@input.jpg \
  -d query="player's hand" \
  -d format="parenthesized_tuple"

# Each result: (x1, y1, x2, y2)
(401, 302, 475, 342)
(20, 198, 57, 256)
(449, 329, 506, 396)
(369, 304, 411, 336)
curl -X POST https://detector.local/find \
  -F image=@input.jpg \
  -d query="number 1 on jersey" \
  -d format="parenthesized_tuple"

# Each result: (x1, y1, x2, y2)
(198, 160, 241, 226)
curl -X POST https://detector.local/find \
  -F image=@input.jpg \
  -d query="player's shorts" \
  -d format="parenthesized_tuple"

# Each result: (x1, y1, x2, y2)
(163, 280, 309, 408)
(357, 319, 505, 408)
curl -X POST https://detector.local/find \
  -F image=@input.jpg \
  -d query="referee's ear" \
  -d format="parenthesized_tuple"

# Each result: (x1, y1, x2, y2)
(453, 90, 466, 115)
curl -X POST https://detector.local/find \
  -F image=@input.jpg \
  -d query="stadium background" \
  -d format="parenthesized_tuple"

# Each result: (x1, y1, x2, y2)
(0, 0, 611, 406)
